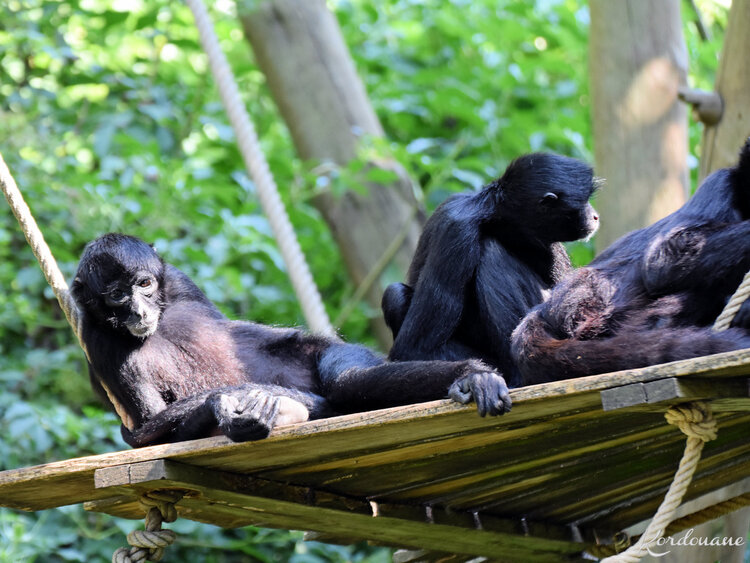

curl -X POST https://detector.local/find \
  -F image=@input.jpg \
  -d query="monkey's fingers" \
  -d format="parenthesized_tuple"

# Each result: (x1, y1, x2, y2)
(448, 377, 473, 405)
(211, 390, 280, 442)
(448, 371, 512, 417)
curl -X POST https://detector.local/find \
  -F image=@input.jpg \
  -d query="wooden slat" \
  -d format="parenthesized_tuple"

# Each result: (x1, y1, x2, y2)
(85, 460, 586, 562)
(601, 377, 750, 411)
(1, 349, 750, 562)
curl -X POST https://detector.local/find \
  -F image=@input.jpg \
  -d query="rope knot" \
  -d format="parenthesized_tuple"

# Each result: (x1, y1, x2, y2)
(111, 490, 184, 563)
(664, 401, 717, 442)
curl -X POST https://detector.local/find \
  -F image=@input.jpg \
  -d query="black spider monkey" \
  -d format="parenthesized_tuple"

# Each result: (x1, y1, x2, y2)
(511, 139, 750, 384)
(382, 153, 600, 387)
(71, 234, 511, 447)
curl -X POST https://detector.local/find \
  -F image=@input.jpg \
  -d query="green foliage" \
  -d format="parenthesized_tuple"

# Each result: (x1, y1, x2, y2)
(0, 0, 728, 560)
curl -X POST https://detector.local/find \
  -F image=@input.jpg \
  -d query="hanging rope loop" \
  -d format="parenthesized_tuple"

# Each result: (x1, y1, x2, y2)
(599, 401, 717, 562)
(111, 490, 184, 563)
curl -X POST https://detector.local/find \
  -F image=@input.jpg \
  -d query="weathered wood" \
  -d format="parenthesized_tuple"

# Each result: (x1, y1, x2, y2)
(602, 377, 750, 411)
(88, 460, 585, 562)
(589, 0, 689, 250)
(699, 0, 750, 178)
(601, 382, 647, 411)
(2, 350, 750, 562)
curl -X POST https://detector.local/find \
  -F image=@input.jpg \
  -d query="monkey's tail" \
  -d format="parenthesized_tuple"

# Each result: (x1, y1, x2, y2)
(511, 312, 750, 385)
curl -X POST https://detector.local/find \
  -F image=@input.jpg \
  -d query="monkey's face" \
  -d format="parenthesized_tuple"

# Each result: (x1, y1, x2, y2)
(72, 233, 165, 339)
(497, 152, 600, 243)
(541, 197, 600, 242)
(102, 272, 162, 338)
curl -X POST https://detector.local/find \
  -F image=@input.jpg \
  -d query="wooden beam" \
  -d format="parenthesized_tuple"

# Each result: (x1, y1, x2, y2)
(601, 377, 750, 411)
(88, 460, 586, 562)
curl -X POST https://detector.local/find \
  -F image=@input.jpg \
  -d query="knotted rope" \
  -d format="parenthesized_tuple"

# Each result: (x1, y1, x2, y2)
(594, 257, 750, 561)
(112, 491, 184, 563)
(599, 403, 717, 562)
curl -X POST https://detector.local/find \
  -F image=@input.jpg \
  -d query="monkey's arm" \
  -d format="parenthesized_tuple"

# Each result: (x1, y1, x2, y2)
(643, 221, 750, 295)
(121, 384, 333, 447)
(318, 343, 511, 417)
(389, 204, 482, 360)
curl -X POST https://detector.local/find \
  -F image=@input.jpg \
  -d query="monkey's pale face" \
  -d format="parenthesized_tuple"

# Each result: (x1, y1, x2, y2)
(101, 271, 162, 338)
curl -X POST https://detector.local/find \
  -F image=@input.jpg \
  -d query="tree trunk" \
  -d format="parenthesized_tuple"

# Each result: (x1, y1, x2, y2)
(589, 0, 689, 251)
(699, 0, 750, 178)
(239, 0, 423, 347)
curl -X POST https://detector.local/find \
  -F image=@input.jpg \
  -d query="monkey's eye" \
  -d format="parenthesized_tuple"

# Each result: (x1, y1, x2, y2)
(541, 192, 559, 204)
(138, 279, 152, 289)
(109, 289, 127, 302)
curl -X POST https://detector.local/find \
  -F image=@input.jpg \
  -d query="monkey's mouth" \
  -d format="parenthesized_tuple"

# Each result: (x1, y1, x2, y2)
(126, 320, 158, 339)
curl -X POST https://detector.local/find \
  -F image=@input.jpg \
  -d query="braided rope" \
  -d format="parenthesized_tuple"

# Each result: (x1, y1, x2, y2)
(0, 151, 139, 429)
(112, 491, 184, 563)
(713, 270, 750, 331)
(184, 0, 334, 336)
(0, 152, 86, 352)
(600, 403, 717, 562)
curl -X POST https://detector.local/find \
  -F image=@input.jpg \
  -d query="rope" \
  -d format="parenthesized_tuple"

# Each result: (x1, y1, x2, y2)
(112, 490, 184, 563)
(599, 403, 717, 562)
(590, 493, 750, 559)
(0, 151, 138, 428)
(713, 271, 750, 331)
(0, 152, 86, 352)
(184, 0, 334, 337)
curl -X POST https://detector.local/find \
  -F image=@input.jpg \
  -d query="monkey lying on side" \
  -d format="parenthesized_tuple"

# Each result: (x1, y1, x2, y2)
(512, 139, 750, 384)
(72, 234, 511, 447)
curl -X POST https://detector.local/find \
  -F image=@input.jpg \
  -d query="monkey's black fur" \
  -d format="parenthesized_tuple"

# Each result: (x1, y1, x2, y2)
(511, 140, 750, 384)
(383, 153, 600, 386)
(72, 234, 511, 447)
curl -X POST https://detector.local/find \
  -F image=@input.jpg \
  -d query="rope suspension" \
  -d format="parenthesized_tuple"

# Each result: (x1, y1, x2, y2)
(112, 491, 184, 563)
(713, 271, 750, 331)
(184, 0, 334, 336)
(600, 403, 717, 562)
(0, 152, 85, 353)
(597, 278, 750, 561)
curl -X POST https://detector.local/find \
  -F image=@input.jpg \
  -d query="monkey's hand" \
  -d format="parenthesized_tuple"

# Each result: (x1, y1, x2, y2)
(449, 361, 512, 417)
(210, 388, 309, 442)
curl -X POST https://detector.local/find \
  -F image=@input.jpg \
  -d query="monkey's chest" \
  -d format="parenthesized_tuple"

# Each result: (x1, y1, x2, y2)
(133, 324, 245, 399)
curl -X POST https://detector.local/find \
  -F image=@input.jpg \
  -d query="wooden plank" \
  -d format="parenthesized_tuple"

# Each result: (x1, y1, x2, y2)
(90, 460, 585, 545)
(602, 377, 750, 411)
(601, 382, 647, 411)
(1, 349, 749, 545)
(87, 460, 586, 562)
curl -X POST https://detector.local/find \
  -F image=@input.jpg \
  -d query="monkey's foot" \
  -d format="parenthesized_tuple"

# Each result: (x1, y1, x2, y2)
(449, 363, 512, 417)
(275, 396, 310, 426)
(210, 389, 280, 441)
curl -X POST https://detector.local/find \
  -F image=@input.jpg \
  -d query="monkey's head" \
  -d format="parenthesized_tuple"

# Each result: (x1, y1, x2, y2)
(72, 233, 165, 339)
(493, 153, 600, 243)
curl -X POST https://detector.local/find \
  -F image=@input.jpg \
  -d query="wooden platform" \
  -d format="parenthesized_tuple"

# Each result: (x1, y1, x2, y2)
(3, 350, 750, 562)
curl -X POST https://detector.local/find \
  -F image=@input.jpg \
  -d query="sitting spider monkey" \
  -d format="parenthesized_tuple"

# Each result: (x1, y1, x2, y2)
(72, 234, 511, 447)
(382, 153, 600, 387)
(511, 138, 750, 383)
